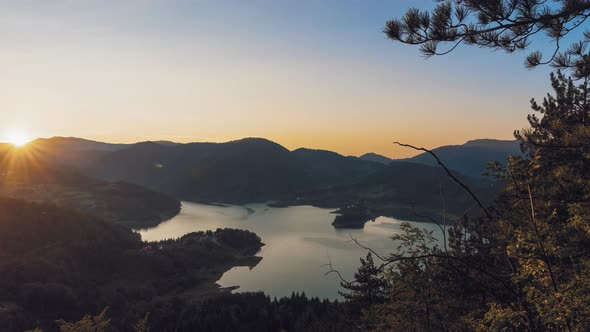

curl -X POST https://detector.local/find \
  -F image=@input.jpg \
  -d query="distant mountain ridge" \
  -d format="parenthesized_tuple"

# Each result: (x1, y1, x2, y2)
(398, 139, 522, 178)
(27, 137, 179, 169)
(32, 136, 129, 151)
(292, 148, 383, 188)
(360, 152, 393, 164)
(23, 136, 520, 223)
(88, 138, 305, 203)
(0, 143, 180, 228)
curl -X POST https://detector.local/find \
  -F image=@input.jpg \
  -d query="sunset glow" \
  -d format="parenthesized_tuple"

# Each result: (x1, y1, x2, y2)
(0, 1, 548, 158)
(5, 130, 31, 147)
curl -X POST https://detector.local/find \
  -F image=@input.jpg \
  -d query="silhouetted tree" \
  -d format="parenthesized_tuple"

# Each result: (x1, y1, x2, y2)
(340, 253, 388, 311)
(348, 71, 590, 331)
(56, 307, 111, 332)
(482, 71, 590, 330)
(385, 1, 590, 77)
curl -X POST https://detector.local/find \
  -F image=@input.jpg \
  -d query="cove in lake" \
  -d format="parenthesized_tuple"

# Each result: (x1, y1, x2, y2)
(139, 202, 445, 300)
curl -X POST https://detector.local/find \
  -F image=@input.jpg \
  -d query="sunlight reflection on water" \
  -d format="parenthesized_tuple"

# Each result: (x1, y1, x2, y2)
(138, 202, 444, 300)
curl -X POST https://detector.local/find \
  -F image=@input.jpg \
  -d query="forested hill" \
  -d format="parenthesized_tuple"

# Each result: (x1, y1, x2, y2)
(89, 138, 304, 202)
(0, 196, 264, 332)
(359, 152, 393, 164)
(399, 139, 522, 178)
(291, 148, 384, 187)
(279, 161, 499, 221)
(86, 138, 384, 202)
(23, 136, 518, 221)
(0, 144, 180, 229)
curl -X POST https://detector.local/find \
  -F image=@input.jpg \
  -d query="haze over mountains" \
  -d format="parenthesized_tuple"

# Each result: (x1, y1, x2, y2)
(0, 142, 180, 228)
(7, 136, 522, 223)
(359, 152, 393, 164)
(0, 135, 523, 330)
(401, 139, 522, 178)
(361, 139, 522, 177)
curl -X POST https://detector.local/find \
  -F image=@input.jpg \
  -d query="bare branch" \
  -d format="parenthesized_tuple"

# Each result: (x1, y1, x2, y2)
(393, 141, 492, 220)
(323, 256, 353, 285)
(347, 234, 388, 262)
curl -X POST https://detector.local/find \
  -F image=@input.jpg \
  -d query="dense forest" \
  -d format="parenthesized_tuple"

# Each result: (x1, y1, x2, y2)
(0, 196, 266, 331)
(0, 143, 181, 229)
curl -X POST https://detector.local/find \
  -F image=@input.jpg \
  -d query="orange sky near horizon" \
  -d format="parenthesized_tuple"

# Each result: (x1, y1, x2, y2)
(1, 129, 518, 159)
(0, 1, 548, 159)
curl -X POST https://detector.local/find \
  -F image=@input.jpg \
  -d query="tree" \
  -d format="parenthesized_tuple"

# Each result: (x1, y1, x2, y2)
(347, 2, 590, 330)
(340, 253, 388, 309)
(56, 307, 111, 332)
(339, 252, 388, 331)
(384, 0, 590, 77)
(134, 313, 150, 332)
(482, 71, 590, 331)
(353, 72, 590, 331)
(378, 2, 590, 329)
(355, 221, 500, 331)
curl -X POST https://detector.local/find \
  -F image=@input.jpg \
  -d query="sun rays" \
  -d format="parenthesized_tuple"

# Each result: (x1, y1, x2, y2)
(4, 130, 31, 147)
(0, 136, 51, 187)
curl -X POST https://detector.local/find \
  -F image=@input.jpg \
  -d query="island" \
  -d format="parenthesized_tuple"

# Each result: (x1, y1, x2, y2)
(331, 204, 375, 229)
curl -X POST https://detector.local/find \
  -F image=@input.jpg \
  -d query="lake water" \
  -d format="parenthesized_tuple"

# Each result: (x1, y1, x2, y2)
(139, 202, 445, 300)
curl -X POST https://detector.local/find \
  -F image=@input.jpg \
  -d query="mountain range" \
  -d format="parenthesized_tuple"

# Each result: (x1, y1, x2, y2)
(4, 136, 522, 224)
(0, 143, 180, 229)
(400, 139, 522, 178)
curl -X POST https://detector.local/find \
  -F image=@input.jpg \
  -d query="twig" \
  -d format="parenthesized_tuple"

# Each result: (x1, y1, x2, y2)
(410, 206, 449, 254)
(347, 234, 388, 262)
(323, 256, 353, 285)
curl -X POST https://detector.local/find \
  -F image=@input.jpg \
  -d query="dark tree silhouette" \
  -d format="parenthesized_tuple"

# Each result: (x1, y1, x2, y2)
(385, 0, 590, 77)
(337, 72, 590, 331)
(339, 253, 388, 310)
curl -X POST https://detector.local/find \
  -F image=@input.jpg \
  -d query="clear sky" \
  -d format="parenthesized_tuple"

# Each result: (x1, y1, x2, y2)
(0, 1, 555, 158)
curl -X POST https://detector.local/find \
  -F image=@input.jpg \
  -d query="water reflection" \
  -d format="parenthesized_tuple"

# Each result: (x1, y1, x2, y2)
(138, 202, 444, 300)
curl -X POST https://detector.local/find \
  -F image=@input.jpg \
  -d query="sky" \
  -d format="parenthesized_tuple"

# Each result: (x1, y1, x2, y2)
(0, 1, 557, 158)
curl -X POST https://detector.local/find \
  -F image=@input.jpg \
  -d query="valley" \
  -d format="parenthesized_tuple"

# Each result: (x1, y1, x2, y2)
(11, 136, 517, 227)
(0, 135, 521, 331)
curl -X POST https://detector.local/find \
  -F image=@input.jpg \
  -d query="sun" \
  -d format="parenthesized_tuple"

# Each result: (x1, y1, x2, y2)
(5, 130, 31, 147)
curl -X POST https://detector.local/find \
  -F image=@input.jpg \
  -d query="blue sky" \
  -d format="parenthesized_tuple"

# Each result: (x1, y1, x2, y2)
(0, 1, 558, 157)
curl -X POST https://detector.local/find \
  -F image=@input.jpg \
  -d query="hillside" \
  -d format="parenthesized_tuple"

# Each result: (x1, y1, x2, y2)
(88, 138, 388, 203)
(25, 137, 182, 170)
(292, 148, 384, 188)
(89, 138, 310, 203)
(26, 137, 129, 169)
(359, 152, 393, 164)
(0, 196, 263, 332)
(29, 136, 510, 221)
(400, 139, 522, 178)
(0, 145, 180, 228)
(280, 161, 501, 222)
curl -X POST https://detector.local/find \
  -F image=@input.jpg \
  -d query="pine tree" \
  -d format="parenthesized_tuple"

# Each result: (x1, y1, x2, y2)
(340, 253, 388, 310)
(359, 72, 590, 331)
(482, 71, 590, 331)
(56, 307, 111, 332)
(385, 1, 590, 77)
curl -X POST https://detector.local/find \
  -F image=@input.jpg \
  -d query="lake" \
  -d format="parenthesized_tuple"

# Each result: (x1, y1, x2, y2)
(139, 201, 445, 300)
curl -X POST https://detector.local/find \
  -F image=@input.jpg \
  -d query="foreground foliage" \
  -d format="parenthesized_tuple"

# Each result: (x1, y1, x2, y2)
(385, 0, 590, 77)
(26, 293, 350, 332)
(342, 72, 590, 331)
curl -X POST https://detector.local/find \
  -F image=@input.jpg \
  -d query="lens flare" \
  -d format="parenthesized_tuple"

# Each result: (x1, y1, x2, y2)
(5, 130, 31, 147)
